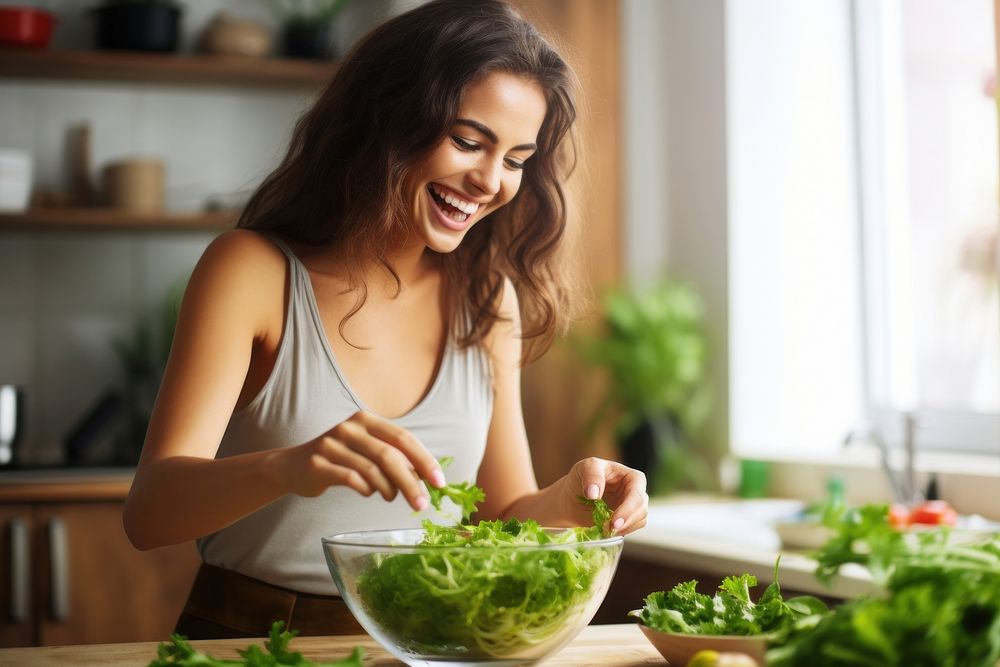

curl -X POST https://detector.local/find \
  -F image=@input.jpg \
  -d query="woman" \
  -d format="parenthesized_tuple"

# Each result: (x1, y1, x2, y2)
(123, 0, 648, 639)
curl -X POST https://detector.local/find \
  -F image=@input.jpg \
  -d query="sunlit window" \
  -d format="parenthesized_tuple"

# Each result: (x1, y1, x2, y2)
(728, 0, 999, 458)
(857, 0, 999, 452)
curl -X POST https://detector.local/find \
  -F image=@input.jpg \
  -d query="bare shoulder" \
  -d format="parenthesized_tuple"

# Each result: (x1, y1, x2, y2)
(198, 229, 285, 275)
(485, 276, 521, 369)
(184, 230, 287, 334)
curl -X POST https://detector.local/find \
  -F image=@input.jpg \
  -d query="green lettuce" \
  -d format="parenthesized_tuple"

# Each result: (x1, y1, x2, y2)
(356, 495, 617, 657)
(149, 621, 363, 666)
(767, 504, 1000, 667)
(631, 559, 827, 637)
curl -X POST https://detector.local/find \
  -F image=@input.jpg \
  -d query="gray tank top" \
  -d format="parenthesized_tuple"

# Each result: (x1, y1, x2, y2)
(197, 236, 494, 594)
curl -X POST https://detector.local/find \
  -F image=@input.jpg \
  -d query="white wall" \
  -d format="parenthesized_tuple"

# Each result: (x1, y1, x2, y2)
(622, 0, 730, 460)
(0, 0, 398, 465)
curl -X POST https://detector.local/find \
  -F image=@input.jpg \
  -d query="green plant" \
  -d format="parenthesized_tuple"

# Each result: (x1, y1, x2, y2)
(267, 0, 351, 27)
(110, 277, 186, 465)
(576, 282, 712, 494)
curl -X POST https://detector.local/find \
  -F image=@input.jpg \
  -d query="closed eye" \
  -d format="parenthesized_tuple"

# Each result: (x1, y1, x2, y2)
(451, 135, 479, 151)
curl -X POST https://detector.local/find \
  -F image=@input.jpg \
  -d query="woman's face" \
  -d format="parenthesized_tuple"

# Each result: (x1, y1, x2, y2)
(407, 72, 547, 254)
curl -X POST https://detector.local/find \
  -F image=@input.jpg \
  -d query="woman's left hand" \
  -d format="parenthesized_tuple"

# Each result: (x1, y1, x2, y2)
(560, 457, 648, 536)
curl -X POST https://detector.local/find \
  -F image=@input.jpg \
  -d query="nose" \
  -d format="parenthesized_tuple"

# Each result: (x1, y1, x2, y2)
(468, 156, 503, 198)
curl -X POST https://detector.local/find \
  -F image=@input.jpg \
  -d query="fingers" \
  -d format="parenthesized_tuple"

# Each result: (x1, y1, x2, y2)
(576, 457, 608, 501)
(355, 412, 446, 488)
(314, 411, 443, 511)
(574, 458, 649, 536)
(316, 437, 396, 501)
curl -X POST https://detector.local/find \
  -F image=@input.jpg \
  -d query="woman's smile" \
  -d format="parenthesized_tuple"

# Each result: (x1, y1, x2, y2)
(407, 72, 547, 252)
(427, 183, 481, 230)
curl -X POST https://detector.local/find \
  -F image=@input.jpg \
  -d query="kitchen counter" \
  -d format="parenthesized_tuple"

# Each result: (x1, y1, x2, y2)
(625, 497, 878, 599)
(0, 624, 661, 666)
(0, 468, 134, 502)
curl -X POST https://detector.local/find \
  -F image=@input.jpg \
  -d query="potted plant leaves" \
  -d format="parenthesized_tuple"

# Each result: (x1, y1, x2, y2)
(577, 282, 712, 495)
(92, 0, 182, 53)
(269, 0, 351, 60)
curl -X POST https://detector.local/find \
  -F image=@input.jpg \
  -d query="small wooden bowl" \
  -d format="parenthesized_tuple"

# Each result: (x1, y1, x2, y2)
(635, 622, 769, 665)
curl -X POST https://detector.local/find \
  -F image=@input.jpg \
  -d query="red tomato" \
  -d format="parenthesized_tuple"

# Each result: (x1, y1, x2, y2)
(887, 503, 911, 530)
(907, 500, 958, 526)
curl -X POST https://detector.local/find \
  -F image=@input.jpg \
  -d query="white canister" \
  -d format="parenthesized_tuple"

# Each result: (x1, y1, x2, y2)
(0, 150, 33, 213)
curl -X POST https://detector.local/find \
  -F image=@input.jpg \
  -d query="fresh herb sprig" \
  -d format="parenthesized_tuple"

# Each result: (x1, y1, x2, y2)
(149, 621, 364, 666)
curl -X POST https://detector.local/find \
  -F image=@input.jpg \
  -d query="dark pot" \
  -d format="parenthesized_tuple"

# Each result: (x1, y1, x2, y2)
(283, 22, 334, 60)
(94, 4, 181, 53)
(619, 419, 658, 488)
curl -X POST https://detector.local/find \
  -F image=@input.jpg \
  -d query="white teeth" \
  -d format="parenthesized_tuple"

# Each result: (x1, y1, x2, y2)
(432, 184, 479, 215)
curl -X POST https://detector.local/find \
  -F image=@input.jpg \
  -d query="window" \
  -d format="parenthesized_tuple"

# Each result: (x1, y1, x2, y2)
(855, 0, 999, 453)
(728, 0, 999, 459)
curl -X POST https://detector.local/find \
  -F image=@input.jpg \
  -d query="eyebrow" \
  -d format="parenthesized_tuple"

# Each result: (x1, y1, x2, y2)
(455, 118, 537, 152)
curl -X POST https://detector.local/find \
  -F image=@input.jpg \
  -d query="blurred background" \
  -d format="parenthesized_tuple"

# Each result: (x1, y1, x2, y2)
(0, 0, 997, 649)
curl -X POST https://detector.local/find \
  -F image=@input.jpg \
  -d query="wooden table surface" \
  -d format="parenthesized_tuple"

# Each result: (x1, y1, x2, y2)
(0, 623, 665, 666)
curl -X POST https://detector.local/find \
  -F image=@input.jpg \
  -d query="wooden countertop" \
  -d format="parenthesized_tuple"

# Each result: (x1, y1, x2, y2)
(0, 624, 663, 666)
(0, 469, 134, 503)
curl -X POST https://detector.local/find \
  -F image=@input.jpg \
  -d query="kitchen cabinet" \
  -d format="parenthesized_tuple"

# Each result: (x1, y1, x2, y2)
(0, 476, 200, 648)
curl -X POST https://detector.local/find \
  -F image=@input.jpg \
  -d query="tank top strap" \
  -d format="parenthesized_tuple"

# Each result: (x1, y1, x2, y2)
(265, 235, 309, 291)
(260, 234, 333, 378)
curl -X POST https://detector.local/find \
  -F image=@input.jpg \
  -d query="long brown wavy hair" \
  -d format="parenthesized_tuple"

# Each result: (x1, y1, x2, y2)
(238, 0, 580, 364)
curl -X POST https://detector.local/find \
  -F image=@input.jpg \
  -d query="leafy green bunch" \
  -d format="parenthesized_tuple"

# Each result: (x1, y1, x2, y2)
(356, 498, 618, 658)
(149, 621, 363, 666)
(631, 560, 827, 637)
(767, 504, 1000, 667)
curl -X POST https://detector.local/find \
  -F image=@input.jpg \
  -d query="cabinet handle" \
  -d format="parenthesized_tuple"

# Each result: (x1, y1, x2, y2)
(9, 518, 29, 623)
(48, 517, 70, 622)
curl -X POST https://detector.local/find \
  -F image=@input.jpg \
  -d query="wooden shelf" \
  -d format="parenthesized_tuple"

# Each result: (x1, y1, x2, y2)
(0, 48, 337, 88)
(0, 208, 237, 232)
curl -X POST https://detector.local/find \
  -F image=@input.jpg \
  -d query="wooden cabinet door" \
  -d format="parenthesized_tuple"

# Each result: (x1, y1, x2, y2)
(0, 504, 35, 647)
(34, 502, 200, 646)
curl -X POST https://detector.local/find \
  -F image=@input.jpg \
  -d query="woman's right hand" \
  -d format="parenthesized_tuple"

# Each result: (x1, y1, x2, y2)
(272, 410, 446, 511)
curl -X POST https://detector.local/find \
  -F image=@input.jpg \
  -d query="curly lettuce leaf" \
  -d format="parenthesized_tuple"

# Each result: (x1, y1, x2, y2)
(149, 621, 364, 666)
(632, 560, 827, 637)
(423, 456, 487, 523)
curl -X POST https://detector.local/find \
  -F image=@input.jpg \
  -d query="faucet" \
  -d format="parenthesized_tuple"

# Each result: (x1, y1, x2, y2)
(843, 412, 923, 506)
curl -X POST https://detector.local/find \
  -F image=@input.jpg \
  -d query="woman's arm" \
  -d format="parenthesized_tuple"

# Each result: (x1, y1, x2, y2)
(123, 231, 443, 550)
(474, 281, 648, 535)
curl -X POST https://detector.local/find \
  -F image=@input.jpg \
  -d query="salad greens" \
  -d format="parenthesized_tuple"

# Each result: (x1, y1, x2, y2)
(149, 621, 363, 666)
(357, 486, 618, 657)
(424, 456, 485, 522)
(631, 559, 827, 637)
(766, 504, 1000, 667)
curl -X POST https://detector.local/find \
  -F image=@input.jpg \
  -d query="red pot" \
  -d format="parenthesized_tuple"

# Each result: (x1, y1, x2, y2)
(0, 7, 56, 49)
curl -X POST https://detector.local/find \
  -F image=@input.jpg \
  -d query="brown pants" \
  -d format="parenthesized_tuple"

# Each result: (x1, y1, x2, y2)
(175, 563, 364, 639)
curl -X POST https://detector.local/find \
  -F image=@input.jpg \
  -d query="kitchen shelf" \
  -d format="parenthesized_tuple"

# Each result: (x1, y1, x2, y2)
(0, 208, 236, 232)
(0, 49, 337, 88)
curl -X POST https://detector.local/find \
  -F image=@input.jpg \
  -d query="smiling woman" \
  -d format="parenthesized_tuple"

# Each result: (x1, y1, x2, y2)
(408, 73, 547, 252)
(120, 0, 648, 642)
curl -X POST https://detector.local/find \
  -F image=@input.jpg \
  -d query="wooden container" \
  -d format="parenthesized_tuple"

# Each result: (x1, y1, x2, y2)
(102, 158, 164, 212)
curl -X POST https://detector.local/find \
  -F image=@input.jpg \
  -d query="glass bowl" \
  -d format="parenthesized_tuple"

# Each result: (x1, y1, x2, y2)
(322, 527, 624, 667)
